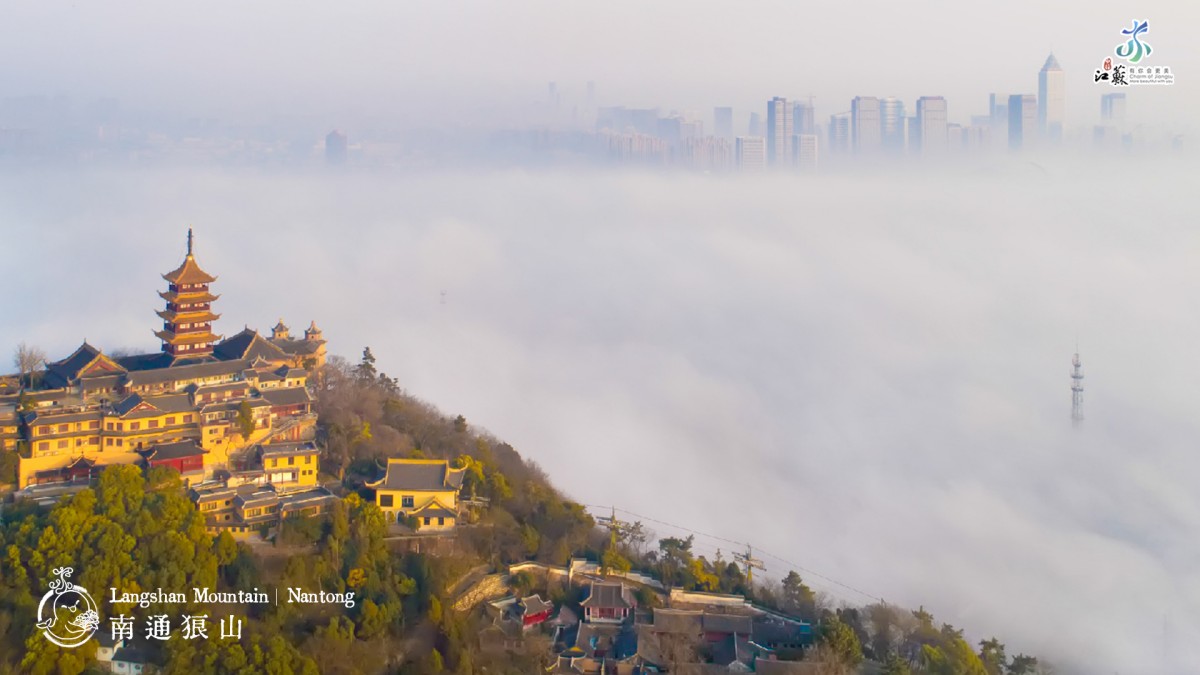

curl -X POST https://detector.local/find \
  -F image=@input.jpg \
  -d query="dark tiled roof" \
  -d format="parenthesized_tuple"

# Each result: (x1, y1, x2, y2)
(703, 613, 753, 635)
(125, 358, 247, 385)
(141, 440, 206, 461)
(279, 488, 337, 511)
(112, 394, 147, 416)
(258, 441, 319, 458)
(113, 393, 193, 418)
(22, 409, 101, 426)
(214, 329, 289, 362)
(235, 488, 279, 509)
(111, 647, 149, 664)
(191, 381, 251, 395)
(260, 387, 312, 407)
(115, 352, 175, 372)
(368, 460, 466, 492)
(751, 619, 813, 645)
(45, 343, 102, 383)
(270, 338, 324, 356)
(650, 609, 704, 635)
(581, 582, 630, 609)
(520, 595, 553, 616)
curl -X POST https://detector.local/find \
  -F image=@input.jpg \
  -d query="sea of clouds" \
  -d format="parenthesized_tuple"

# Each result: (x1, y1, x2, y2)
(2, 157, 1197, 673)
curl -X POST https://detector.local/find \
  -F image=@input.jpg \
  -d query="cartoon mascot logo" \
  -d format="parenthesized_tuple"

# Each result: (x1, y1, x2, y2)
(36, 567, 99, 648)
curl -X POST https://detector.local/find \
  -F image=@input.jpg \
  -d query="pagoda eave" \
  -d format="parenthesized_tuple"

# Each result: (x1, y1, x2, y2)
(156, 309, 221, 323)
(153, 330, 222, 345)
(159, 290, 220, 303)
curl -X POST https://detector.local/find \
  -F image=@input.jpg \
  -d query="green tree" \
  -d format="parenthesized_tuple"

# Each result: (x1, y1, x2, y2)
(601, 543, 631, 576)
(237, 400, 255, 438)
(1008, 655, 1039, 674)
(979, 637, 1007, 675)
(782, 570, 818, 620)
(882, 653, 912, 675)
(355, 347, 377, 382)
(819, 615, 864, 669)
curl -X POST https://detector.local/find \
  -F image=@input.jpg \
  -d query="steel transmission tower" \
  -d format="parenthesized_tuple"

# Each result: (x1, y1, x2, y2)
(1071, 352, 1084, 425)
(734, 544, 765, 583)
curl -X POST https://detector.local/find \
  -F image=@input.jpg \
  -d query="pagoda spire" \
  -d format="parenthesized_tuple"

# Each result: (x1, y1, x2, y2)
(155, 228, 222, 359)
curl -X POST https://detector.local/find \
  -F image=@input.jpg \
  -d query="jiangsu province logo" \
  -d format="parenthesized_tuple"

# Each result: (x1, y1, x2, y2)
(36, 567, 99, 648)
(1094, 20, 1175, 86)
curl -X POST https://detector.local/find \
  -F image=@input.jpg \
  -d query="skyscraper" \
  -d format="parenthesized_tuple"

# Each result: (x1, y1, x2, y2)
(792, 134, 819, 171)
(1038, 53, 1065, 141)
(989, 93, 1009, 147)
(793, 99, 815, 135)
(880, 97, 906, 153)
(325, 130, 347, 164)
(766, 97, 793, 166)
(828, 113, 850, 154)
(714, 107, 734, 139)
(1008, 94, 1037, 150)
(735, 136, 766, 170)
(748, 112, 763, 137)
(850, 96, 881, 154)
(1100, 93, 1126, 124)
(915, 96, 947, 155)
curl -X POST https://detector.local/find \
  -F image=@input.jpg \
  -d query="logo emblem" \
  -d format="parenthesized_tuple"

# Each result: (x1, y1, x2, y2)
(1115, 20, 1152, 63)
(36, 567, 99, 648)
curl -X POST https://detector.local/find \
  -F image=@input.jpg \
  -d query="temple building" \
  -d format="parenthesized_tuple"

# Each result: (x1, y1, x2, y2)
(368, 458, 465, 531)
(1, 230, 328, 493)
(155, 229, 222, 360)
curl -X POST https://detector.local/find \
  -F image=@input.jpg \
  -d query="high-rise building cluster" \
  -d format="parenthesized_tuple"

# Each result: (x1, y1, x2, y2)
(565, 52, 1141, 171)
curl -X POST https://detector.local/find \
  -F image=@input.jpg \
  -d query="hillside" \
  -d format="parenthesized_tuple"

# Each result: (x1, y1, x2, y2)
(0, 347, 1047, 675)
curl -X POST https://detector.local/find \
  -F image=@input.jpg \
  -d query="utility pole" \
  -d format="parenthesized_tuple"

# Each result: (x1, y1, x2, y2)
(734, 544, 765, 583)
(596, 506, 633, 545)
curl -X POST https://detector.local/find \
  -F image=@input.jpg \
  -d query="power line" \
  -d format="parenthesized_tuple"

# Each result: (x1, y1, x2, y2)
(582, 503, 883, 605)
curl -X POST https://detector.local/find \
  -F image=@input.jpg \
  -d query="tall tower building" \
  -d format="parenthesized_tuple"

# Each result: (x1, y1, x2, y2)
(156, 229, 221, 360)
(827, 113, 850, 154)
(1008, 94, 1037, 150)
(1100, 93, 1126, 124)
(792, 134, 819, 171)
(880, 97, 906, 152)
(1038, 53, 1065, 142)
(1071, 352, 1085, 425)
(851, 96, 882, 154)
(714, 107, 734, 139)
(748, 112, 763, 137)
(735, 136, 766, 170)
(989, 93, 1009, 147)
(325, 130, 347, 164)
(793, 99, 816, 136)
(915, 96, 948, 155)
(766, 97, 793, 165)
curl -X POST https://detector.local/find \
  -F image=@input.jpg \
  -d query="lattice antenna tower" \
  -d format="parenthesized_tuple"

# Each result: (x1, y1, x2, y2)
(1071, 351, 1085, 425)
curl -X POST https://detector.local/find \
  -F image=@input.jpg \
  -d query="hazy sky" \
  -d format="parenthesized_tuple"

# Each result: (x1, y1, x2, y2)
(1, 1, 1197, 132)
(2, 157, 1198, 673)
(3, 3, 1200, 673)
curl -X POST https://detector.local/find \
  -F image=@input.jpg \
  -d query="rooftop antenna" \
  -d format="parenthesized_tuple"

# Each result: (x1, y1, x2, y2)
(1071, 349, 1085, 426)
(734, 544, 765, 584)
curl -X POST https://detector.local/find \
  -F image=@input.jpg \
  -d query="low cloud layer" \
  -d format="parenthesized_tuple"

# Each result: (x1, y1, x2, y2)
(2, 160, 1197, 672)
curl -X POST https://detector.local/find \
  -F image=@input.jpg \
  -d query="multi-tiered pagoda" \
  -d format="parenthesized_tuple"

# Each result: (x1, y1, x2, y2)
(154, 229, 222, 360)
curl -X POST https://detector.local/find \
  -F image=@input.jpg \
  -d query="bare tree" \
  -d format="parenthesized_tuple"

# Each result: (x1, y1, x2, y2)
(12, 342, 46, 389)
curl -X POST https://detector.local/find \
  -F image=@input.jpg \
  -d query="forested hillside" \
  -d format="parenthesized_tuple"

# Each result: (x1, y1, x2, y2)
(0, 349, 1047, 674)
